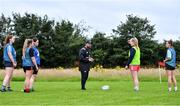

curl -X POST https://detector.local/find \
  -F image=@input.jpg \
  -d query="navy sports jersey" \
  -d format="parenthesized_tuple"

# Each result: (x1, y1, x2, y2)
(33, 47, 40, 65)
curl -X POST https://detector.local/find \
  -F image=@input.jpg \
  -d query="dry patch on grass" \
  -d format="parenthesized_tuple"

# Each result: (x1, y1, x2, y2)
(0, 68, 179, 78)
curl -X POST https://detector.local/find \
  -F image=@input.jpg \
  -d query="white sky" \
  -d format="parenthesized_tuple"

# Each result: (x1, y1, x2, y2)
(0, 0, 179, 42)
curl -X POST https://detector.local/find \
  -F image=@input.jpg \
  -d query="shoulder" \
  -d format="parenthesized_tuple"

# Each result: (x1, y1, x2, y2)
(6, 44, 12, 50)
(33, 47, 37, 51)
(81, 47, 86, 50)
(167, 48, 171, 52)
(130, 47, 136, 51)
(6, 44, 11, 48)
(29, 48, 34, 52)
(80, 47, 86, 52)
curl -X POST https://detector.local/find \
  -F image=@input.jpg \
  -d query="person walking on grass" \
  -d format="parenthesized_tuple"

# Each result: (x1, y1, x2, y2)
(79, 40, 94, 90)
(125, 37, 141, 91)
(29, 38, 40, 92)
(22, 39, 38, 93)
(164, 39, 177, 92)
(1, 34, 17, 92)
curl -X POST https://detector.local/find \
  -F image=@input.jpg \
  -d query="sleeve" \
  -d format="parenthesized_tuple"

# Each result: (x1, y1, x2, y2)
(79, 49, 89, 63)
(166, 49, 172, 59)
(7, 45, 12, 52)
(29, 48, 34, 57)
(126, 48, 136, 66)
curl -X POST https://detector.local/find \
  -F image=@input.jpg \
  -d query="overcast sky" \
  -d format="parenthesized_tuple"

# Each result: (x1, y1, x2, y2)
(0, 0, 179, 42)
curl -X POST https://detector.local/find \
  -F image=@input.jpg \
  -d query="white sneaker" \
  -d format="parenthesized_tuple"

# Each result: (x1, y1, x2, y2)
(168, 88, 172, 92)
(174, 87, 178, 92)
(134, 86, 139, 91)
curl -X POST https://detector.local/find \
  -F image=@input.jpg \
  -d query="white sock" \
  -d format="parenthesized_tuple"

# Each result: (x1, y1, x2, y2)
(174, 86, 178, 91)
(168, 87, 172, 92)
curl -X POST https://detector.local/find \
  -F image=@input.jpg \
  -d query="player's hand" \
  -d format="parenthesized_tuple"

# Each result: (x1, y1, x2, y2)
(22, 56, 25, 59)
(163, 60, 166, 63)
(125, 65, 128, 70)
(36, 65, 39, 71)
(13, 62, 17, 67)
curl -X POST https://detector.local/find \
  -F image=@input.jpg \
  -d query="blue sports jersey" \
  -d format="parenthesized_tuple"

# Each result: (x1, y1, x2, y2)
(166, 48, 176, 67)
(22, 48, 34, 67)
(33, 47, 40, 65)
(3, 43, 16, 62)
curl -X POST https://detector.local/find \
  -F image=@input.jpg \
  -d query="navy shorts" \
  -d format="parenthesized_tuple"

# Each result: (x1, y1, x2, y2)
(4, 61, 13, 67)
(165, 64, 175, 71)
(23, 66, 33, 73)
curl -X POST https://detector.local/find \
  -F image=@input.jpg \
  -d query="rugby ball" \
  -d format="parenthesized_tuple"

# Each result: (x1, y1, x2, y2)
(101, 85, 110, 90)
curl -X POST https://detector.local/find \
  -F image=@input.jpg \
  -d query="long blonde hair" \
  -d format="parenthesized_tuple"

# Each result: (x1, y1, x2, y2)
(22, 39, 32, 58)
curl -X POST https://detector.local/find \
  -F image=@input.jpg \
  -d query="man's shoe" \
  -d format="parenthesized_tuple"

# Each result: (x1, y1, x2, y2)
(7, 89, 13, 92)
(81, 88, 86, 90)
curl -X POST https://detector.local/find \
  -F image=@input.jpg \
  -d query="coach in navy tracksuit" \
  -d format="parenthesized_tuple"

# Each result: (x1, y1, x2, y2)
(79, 41, 94, 90)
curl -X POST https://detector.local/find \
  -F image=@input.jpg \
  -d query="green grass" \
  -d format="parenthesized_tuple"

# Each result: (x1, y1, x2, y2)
(0, 81, 180, 105)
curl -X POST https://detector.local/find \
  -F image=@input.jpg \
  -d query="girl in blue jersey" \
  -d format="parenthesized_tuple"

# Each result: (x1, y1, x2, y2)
(1, 34, 17, 92)
(30, 38, 40, 91)
(22, 39, 38, 93)
(164, 40, 177, 92)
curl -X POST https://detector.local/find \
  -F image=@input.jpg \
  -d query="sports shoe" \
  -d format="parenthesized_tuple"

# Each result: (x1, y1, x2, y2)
(24, 89, 30, 93)
(1, 89, 6, 92)
(174, 87, 178, 92)
(168, 88, 172, 92)
(7, 88, 13, 92)
(81, 88, 86, 90)
(134, 86, 139, 91)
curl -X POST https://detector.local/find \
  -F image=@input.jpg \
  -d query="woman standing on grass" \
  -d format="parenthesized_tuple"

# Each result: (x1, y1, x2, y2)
(125, 37, 140, 91)
(1, 34, 17, 92)
(29, 38, 40, 92)
(164, 40, 177, 92)
(22, 39, 38, 93)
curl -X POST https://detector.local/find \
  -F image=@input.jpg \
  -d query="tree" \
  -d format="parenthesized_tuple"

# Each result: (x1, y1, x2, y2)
(112, 14, 158, 66)
(0, 14, 13, 67)
(91, 32, 111, 67)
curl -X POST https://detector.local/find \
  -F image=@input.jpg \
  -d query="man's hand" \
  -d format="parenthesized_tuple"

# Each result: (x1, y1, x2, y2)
(89, 57, 94, 62)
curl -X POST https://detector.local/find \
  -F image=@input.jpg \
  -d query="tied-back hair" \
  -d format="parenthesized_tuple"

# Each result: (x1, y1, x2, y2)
(22, 39, 32, 57)
(167, 39, 173, 47)
(4, 33, 13, 45)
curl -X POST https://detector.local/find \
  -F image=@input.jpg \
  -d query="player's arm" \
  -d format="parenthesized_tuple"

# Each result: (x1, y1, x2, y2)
(7, 46, 16, 67)
(125, 48, 136, 68)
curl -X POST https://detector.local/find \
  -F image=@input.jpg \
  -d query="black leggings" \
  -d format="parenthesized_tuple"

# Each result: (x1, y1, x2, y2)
(81, 70, 89, 89)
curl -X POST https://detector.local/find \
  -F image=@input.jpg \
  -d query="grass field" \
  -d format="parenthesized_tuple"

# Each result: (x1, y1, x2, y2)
(0, 68, 180, 105)
(0, 81, 180, 105)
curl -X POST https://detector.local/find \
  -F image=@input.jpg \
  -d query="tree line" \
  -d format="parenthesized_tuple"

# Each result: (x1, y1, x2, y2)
(0, 13, 179, 68)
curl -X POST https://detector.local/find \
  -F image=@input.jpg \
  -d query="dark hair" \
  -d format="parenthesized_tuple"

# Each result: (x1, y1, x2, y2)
(167, 39, 173, 46)
(4, 33, 13, 44)
(27, 40, 33, 47)
(33, 38, 38, 42)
